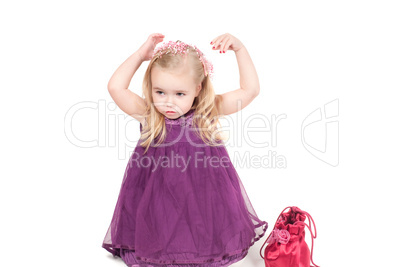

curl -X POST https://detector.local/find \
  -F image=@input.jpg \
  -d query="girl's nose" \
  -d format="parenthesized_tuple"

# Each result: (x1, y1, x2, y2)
(166, 97, 174, 107)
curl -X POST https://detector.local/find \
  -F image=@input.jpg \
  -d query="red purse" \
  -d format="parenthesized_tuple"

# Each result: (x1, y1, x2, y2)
(260, 206, 319, 267)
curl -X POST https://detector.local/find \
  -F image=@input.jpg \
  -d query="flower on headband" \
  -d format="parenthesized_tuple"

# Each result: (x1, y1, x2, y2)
(152, 40, 214, 80)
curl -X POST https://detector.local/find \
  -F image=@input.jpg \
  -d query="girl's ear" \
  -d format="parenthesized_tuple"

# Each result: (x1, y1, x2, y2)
(195, 83, 202, 97)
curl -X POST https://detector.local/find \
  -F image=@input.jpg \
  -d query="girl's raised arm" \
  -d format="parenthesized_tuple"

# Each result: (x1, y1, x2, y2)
(108, 51, 147, 124)
(211, 34, 260, 116)
(107, 33, 165, 125)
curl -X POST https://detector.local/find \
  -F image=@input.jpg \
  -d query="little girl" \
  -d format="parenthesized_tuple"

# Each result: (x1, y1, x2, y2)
(102, 33, 268, 267)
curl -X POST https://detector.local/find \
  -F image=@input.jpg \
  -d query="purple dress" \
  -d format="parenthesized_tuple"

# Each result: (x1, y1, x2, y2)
(102, 109, 268, 267)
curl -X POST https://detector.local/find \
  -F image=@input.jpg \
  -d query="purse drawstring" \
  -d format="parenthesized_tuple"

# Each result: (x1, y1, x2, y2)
(294, 210, 319, 267)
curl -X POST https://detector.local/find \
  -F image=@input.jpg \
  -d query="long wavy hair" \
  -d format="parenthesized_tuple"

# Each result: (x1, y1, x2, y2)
(139, 41, 225, 154)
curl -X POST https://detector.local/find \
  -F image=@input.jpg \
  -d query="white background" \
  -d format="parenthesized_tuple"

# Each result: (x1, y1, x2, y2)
(1, 0, 401, 266)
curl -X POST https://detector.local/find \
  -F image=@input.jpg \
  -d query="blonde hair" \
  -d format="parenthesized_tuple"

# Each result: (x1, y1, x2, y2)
(139, 42, 225, 154)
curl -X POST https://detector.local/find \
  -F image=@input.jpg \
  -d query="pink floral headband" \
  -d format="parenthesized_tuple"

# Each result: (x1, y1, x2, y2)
(152, 40, 214, 80)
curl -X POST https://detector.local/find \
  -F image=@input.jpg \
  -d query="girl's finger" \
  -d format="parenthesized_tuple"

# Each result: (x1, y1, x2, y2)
(210, 35, 223, 45)
(210, 37, 219, 45)
(151, 33, 164, 40)
(210, 38, 218, 47)
(220, 36, 231, 53)
(211, 35, 225, 48)
(212, 39, 224, 50)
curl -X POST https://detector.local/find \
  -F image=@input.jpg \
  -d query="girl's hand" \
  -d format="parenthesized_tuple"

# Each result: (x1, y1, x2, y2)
(137, 33, 165, 61)
(210, 33, 244, 53)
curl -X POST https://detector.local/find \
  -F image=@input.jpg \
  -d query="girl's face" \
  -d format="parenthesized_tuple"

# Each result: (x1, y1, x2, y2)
(151, 66, 201, 119)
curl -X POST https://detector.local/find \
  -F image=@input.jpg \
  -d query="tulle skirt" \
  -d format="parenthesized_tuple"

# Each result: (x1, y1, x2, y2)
(102, 125, 268, 266)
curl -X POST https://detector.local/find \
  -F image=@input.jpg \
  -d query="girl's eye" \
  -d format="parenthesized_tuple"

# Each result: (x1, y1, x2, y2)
(155, 91, 184, 96)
